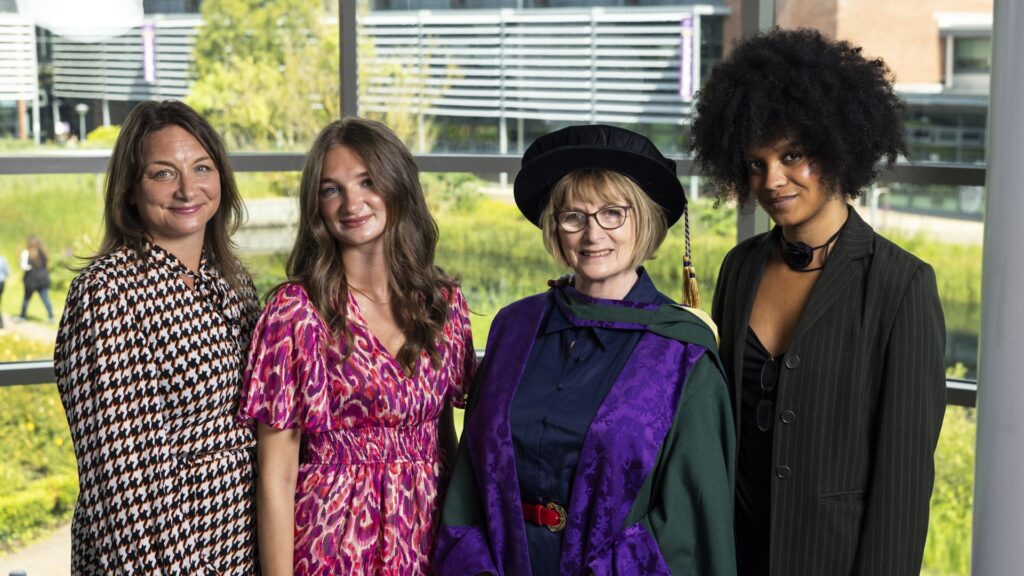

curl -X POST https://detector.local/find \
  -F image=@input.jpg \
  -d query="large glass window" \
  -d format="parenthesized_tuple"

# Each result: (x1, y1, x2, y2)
(775, 2, 989, 573)
(954, 36, 992, 73)
(0, 0, 993, 570)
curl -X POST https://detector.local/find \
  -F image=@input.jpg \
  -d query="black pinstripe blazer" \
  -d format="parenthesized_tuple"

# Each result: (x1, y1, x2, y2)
(711, 207, 946, 576)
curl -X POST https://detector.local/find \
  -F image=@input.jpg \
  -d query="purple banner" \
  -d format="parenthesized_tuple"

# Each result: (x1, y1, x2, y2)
(679, 16, 694, 101)
(142, 23, 157, 84)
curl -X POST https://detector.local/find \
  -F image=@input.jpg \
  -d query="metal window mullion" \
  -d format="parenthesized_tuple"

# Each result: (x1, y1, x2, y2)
(736, 0, 775, 242)
(340, 0, 358, 119)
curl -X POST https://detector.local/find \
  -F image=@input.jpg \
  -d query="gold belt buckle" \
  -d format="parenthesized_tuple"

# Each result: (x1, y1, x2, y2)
(545, 501, 567, 532)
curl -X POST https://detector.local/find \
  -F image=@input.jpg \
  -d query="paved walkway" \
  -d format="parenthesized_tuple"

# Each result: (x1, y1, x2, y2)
(858, 205, 983, 245)
(0, 522, 71, 576)
(0, 314, 58, 344)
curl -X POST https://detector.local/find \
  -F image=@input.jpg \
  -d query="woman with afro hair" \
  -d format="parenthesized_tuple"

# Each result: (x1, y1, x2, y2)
(690, 28, 946, 576)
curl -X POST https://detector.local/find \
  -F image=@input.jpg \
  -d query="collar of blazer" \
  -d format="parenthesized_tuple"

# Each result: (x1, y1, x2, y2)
(735, 204, 876, 349)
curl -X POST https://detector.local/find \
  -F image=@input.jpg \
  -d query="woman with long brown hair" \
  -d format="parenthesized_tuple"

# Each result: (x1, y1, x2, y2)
(238, 117, 475, 575)
(19, 234, 55, 322)
(54, 100, 259, 573)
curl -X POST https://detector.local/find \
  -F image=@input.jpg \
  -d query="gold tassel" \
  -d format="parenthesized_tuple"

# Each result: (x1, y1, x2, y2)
(680, 204, 701, 309)
(683, 260, 701, 309)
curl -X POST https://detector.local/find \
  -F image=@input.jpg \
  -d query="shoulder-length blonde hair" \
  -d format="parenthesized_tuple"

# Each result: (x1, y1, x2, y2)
(96, 100, 247, 291)
(540, 169, 668, 270)
(286, 117, 455, 372)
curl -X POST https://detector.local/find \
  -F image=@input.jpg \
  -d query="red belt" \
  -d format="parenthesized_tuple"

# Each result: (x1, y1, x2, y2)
(522, 501, 567, 532)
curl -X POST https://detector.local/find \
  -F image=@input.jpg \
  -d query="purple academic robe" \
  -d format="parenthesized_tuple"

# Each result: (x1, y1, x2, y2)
(435, 290, 735, 575)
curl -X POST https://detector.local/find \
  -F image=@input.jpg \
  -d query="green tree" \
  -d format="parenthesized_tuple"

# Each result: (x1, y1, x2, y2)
(188, 0, 443, 153)
(188, 0, 340, 150)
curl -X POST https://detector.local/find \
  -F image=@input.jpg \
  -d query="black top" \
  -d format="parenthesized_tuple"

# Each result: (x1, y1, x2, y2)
(736, 328, 777, 576)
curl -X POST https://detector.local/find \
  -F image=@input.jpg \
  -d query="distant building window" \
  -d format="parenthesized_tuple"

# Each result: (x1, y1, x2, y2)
(953, 37, 991, 74)
(143, 0, 201, 13)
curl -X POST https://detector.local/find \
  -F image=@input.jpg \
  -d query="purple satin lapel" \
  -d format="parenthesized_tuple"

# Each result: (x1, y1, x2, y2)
(464, 293, 549, 576)
(559, 335, 706, 575)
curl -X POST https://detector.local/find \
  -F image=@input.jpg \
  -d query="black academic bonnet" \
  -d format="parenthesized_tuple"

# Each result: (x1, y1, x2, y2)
(513, 124, 686, 228)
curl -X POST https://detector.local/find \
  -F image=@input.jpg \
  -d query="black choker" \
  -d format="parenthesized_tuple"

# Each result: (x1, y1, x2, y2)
(779, 227, 842, 272)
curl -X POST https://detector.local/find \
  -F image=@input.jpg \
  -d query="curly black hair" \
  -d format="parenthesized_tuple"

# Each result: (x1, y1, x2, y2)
(690, 28, 907, 205)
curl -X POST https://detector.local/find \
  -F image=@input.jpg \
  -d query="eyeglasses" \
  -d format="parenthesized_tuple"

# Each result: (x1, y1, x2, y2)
(756, 356, 780, 432)
(555, 205, 631, 233)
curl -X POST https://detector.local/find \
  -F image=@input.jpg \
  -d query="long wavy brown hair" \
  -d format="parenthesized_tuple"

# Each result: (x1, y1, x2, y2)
(26, 235, 48, 267)
(287, 117, 455, 372)
(95, 100, 248, 292)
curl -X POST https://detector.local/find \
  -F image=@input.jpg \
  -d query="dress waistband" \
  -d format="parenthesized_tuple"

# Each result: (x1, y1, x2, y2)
(301, 422, 439, 466)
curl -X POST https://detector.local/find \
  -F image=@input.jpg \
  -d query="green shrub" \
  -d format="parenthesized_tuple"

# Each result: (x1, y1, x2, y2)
(922, 405, 975, 576)
(0, 474, 78, 550)
(0, 335, 78, 551)
(83, 125, 121, 148)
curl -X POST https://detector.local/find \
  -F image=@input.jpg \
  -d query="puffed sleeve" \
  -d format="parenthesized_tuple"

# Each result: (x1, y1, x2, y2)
(238, 283, 327, 430)
(54, 274, 207, 573)
(445, 286, 476, 409)
(853, 264, 946, 574)
(595, 353, 737, 576)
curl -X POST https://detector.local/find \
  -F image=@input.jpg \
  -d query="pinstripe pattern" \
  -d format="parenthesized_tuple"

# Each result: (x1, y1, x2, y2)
(54, 244, 260, 575)
(712, 208, 946, 575)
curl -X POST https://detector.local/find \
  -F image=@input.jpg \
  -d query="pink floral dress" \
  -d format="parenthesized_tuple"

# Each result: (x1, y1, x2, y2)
(238, 283, 475, 575)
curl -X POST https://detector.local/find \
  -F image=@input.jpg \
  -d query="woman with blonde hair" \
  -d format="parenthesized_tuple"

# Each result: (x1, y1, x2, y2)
(239, 117, 475, 575)
(435, 124, 735, 575)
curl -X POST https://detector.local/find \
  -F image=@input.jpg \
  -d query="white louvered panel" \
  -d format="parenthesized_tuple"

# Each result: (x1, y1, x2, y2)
(362, 6, 708, 125)
(51, 16, 200, 100)
(0, 14, 39, 101)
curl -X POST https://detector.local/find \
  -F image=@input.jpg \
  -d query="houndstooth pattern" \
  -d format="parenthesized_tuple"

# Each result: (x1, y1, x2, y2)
(54, 243, 260, 575)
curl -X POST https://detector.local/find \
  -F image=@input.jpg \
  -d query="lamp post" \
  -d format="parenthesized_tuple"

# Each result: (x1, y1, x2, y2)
(74, 102, 89, 141)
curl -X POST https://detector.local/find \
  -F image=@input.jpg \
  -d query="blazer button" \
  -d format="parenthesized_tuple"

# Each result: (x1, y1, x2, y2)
(779, 410, 796, 424)
(776, 465, 792, 479)
(785, 355, 801, 369)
